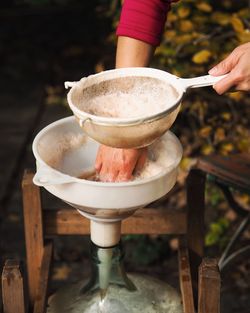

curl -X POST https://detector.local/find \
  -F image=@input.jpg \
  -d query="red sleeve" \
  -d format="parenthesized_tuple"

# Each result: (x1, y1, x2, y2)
(116, 0, 174, 47)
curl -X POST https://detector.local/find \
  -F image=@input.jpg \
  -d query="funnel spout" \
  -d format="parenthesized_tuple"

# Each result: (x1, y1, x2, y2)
(90, 220, 122, 248)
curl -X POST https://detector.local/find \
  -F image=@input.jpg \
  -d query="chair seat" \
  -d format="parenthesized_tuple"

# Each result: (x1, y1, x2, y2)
(197, 153, 250, 194)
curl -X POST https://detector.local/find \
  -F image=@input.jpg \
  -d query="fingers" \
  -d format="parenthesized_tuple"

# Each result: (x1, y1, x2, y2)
(116, 171, 133, 182)
(236, 80, 250, 91)
(94, 146, 147, 182)
(99, 161, 133, 182)
(209, 56, 233, 76)
(95, 146, 133, 182)
(98, 152, 121, 182)
(212, 72, 237, 95)
(213, 57, 250, 94)
(209, 42, 250, 93)
(116, 151, 138, 181)
(209, 48, 239, 76)
(98, 158, 120, 182)
(99, 167, 119, 182)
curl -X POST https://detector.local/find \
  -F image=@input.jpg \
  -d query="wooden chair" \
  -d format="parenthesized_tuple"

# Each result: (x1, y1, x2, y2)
(1, 169, 221, 313)
(188, 153, 250, 273)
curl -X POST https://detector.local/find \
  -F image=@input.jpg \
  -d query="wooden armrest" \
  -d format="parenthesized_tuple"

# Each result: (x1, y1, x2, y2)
(197, 154, 250, 193)
(2, 260, 27, 313)
(198, 258, 220, 313)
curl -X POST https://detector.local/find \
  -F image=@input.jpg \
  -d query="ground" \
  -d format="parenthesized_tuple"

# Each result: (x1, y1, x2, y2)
(0, 2, 249, 312)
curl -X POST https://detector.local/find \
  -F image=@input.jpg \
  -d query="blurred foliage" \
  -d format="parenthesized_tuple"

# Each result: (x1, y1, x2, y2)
(123, 234, 171, 266)
(104, 0, 250, 161)
(205, 182, 225, 207)
(156, 0, 250, 76)
(205, 217, 230, 247)
(205, 182, 231, 248)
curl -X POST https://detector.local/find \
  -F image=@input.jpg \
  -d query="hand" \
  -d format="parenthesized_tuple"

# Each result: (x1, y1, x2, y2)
(95, 145, 147, 182)
(209, 42, 250, 94)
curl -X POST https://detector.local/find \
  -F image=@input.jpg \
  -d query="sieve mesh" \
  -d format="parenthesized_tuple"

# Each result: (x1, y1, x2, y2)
(71, 76, 179, 119)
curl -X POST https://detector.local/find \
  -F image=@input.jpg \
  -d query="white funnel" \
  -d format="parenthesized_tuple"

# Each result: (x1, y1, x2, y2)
(32, 116, 183, 247)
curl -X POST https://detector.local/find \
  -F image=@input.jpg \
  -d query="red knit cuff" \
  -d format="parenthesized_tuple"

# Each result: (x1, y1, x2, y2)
(116, 0, 171, 46)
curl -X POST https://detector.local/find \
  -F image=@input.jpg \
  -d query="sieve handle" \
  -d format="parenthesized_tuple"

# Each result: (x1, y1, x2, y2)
(178, 74, 228, 91)
(33, 166, 74, 186)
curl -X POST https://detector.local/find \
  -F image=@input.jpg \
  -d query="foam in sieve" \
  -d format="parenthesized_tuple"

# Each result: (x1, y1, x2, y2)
(77, 76, 178, 119)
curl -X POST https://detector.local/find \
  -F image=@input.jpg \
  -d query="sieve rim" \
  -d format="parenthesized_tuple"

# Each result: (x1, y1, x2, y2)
(67, 67, 184, 126)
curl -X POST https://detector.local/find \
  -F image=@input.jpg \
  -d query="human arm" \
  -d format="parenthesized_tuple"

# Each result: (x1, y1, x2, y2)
(115, 36, 154, 68)
(209, 42, 250, 94)
(95, 37, 153, 182)
(95, 0, 173, 182)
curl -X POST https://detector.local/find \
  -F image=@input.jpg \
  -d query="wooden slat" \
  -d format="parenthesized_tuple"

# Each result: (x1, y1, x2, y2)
(33, 241, 53, 313)
(230, 153, 250, 163)
(198, 154, 250, 193)
(178, 236, 195, 313)
(22, 170, 44, 306)
(198, 258, 220, 313)
(122, 208, 186, 234)
(186, 168, 206, 301)
(43, 207, 187, 236)
(2, 260, 26, 313)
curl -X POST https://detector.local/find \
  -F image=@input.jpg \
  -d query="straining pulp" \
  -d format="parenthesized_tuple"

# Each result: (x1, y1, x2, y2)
(78, 77, 179, 119)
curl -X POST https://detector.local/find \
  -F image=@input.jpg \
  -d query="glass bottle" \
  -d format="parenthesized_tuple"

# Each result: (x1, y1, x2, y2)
(47, 242, 183, 313)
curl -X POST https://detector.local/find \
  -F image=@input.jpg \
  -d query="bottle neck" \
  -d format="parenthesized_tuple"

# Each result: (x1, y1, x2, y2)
(82, 241, 136, 297)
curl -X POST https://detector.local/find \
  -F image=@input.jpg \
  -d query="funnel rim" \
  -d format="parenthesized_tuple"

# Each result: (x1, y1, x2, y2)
(32, 117, 183, 187)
